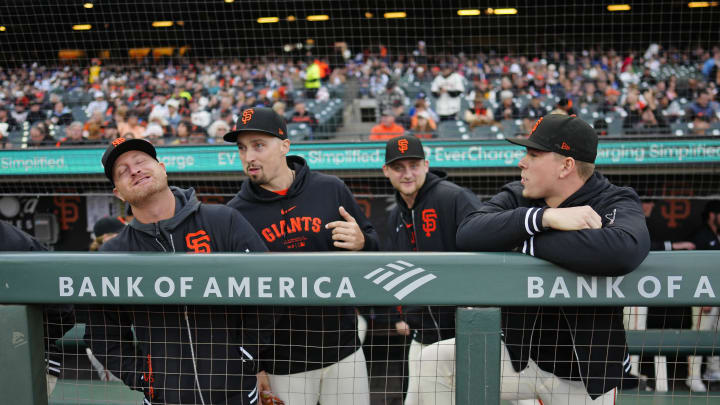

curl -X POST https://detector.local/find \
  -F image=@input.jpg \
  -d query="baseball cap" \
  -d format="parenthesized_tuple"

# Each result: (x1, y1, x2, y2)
(507, 114, 598, 163)
(101, 137, 158, 185)
(384, 135, 425, 164)
(223, 107, 288, 142)
(93, 217, 125, 237)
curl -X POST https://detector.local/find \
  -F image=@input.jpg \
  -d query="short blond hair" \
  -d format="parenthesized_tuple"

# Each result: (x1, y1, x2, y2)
(576, 160, 595, 180)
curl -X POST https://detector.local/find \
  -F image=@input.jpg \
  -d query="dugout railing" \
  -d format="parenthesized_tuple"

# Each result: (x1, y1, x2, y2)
(1, 251, 719, 405)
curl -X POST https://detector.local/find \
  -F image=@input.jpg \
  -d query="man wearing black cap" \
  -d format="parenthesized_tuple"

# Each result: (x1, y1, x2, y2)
(86, 137, 268, 405)
(455, 114, 650, 404)
(224, 107, 378, 405)
(381, 135, 481, 405)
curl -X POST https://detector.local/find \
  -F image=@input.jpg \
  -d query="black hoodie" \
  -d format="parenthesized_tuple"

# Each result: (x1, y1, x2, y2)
(227, 155, 380, 374)
(457, 171, 650, 398)
(85, 187, 268, 405)
(385, 170, 482, 344)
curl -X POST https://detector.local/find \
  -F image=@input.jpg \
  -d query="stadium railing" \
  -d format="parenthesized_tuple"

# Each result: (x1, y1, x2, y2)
(1, 251, 718, 405)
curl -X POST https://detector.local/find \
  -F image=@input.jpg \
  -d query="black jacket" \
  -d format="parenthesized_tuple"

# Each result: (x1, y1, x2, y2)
(691, 225, 720, 250)
(0, 222, 74, 379)
(86, 187, 268, 405)
(228, 155, 380, 374)
(385, 171, 482, 344)
(457, 172, 650, 398)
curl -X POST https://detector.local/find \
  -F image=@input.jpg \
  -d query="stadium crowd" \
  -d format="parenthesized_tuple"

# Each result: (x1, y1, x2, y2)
(0, 43, 719, 149)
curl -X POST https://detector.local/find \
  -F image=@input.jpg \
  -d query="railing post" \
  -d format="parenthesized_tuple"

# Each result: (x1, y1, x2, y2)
(0, 305, 48, 405)
(456, 307, 501, 405)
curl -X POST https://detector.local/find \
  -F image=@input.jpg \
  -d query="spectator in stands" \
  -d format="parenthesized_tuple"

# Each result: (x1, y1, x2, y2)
(48, 101, 73, 127)
(166, 99, 181, 128)
(579, 81, 603, 106)
(626, 89, 669, 134)
(520, 96, 545, 133)
(272, 101, 287, 117)
(551, 97, 576, 115)
(305, 59, 322, 99)
(144, 123, 166, 146)
(101, 122, 119, 142)
(84, 110, 106, 144)
(410, 110, 436, 138)
(117, 110, 146, 139)
(26, 101, 46, 124)
(600, 88, 621, 114)
(289, 102, 318, 131)
(378, 80, 407, 114)
(0, 124, 7, 149)
(171, 121, 191, 145)
(409, 97, 439, 123)
(208, 120, 230, 144)
(188, 125, 208, 145)
(57, 121, 87, 147)
(494, 90, 521, 121)
(686, 89, 719, 123)
(28, 123, 54, 148)
(86, 91, 108, 117)
(464, 95, 494, 129)
(11, 99, 28, 124)
(0, 108, 19, 132)
(370, 110, 405, 140)
(392, 103, 411, 130)
(686, 200, 720, 391)
(380, 135, 482, 405)
(431, 64, 465, 121)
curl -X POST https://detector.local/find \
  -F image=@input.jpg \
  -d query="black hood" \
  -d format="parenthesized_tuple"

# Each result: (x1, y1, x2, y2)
(558, 171, 611, 208)
(394, 169, 447, 211)
(128, 186, 201, 239)
(236, 155, 309, 203)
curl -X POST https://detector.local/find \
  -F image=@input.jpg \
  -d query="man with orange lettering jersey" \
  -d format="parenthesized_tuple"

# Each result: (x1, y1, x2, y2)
(381, 135, 482, 405)
(224, 107, 378, 405)
(85, 138, 268, 405)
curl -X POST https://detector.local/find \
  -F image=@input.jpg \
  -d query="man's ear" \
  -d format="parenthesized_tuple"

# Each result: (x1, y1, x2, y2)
(382, 164, 390, 179)
(112, 187, 125, 202)
(558, 157, 576, 179)
(280, 138, 291, 155)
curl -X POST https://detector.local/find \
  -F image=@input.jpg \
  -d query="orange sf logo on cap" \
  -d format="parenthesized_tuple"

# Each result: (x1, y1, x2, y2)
(398, 139, 409, 154)
(112, 137, 126, 147)
(241, 109, 255, 125)
(530, 117, 543, 134)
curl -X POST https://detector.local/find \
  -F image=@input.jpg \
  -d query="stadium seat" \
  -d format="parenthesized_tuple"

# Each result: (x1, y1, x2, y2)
(671, 122, 693, 136)
(500, 119, 524, 138)
(287, 122, 312, 140)
(72, 107, 88, 123)
(605, 114, 624, 137)
(437, 120, 469, 139)
(469, 125, 503, 140)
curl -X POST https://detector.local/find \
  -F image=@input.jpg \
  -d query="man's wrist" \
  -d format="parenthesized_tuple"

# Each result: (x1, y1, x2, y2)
(525, 207, 546, 235)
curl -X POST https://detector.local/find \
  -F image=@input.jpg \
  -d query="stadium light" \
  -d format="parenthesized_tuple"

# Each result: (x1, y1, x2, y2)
(688, 1, 718, 7)
(257, 17, 279, 23)
(72, 24, 92, 31)
(307, 15, 329, 21)
(458, 9, 481, 16)
(384, 11, 407, 19)
(224, 0, 234, 3)
(0, 26, 5, 32)
(493, 8, 518, 15)
(607, 4, 631, 11)
(152, 21, 174, 28)
(287, 15, 296, 21)
(365, 12, 373, 18)
(83, 3, 93, 9)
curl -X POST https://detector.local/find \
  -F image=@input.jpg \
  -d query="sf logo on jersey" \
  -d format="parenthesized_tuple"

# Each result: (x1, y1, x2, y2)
(186, 230, 211, 253)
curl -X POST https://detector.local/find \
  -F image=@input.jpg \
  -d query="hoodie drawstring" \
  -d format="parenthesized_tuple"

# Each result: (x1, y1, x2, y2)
(184, 306, 206, 405)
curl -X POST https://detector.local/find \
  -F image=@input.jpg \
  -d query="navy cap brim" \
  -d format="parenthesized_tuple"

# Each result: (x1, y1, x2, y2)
(103, 139, 157, 184)
(506, 136, 553, 152)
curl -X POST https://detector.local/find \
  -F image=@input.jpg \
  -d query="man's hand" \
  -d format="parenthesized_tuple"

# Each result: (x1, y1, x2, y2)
(672, 241, 696, 250)
(326, 206, 365, 251)
(256, 370, 272, 394)
(542, 206, 602, 231)
(395, 321, 411, 336)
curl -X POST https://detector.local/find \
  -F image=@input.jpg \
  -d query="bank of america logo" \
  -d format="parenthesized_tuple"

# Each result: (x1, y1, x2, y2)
(364, 260, 437, 300)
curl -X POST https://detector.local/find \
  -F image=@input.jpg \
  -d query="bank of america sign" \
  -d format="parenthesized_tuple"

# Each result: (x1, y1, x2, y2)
(364, 260, 437, 300)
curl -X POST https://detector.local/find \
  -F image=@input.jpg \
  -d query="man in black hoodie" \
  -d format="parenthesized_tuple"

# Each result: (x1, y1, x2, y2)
(381, 135, 482, 405)
(0, 221, 74, 397)
(87, 137, 268, 405)
(455, 114, 650, 404)
(224, 107, 378, 405)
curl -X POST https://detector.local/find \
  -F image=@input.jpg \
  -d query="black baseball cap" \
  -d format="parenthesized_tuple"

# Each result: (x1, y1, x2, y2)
(93, 216, 125, 237)
(223, 107, 288, 142)
(507, 114, 598, 163)
(384, 135, 426, 164)
(101, 137, 158, 185)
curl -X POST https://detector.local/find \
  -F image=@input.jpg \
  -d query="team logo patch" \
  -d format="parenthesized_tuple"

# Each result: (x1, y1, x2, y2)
(530, 117, 543, 134)
(278, 128, 284, 135)
(398, 139, 409, 154)
(241, 109, 255, 125)
(186, 230, 211, 253)
(421, 208, 437, 237)
(561, 142, 571, 151)
(112, 137, 126, 147)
